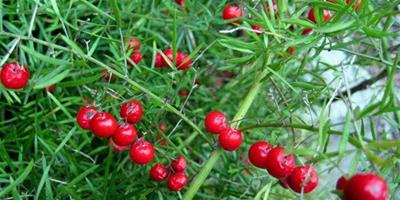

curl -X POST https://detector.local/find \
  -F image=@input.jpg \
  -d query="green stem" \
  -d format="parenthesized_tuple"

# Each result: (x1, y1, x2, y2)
(182, 56, 271, 200)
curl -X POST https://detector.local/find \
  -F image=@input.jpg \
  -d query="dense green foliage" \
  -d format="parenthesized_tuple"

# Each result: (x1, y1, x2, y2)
(0, 0, 399, 199)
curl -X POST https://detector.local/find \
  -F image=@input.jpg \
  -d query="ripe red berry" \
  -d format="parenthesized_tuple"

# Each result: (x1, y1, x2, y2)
(222, 5, 243, 24)
(167, 172, 189, 192)
(336, 176, 347, 191)
(288, 165, 319, 193)
(177, 53, 192, 71)
(126, 38, 141, 52)
(251, 25, 263, 35)
(155, 52, 164, 68)
(109, 138, 128, 152)
(128, 52, 143, 65)
(303, 8, 330, 35)
(218, 127, 243, 151)
(0, 62, 30, 89)
(90, 112, 118, 138)
(159, 124, 166, 132)
(265, 1, 277, 14)
(150, 163, 168, 182)
(76, 106, 97, 130)
(178, 89, 189, 97)
(289, 46, 295, 55)
(120, 100, 143, 124)
(302, 28, 313, 35)
(171, 156, 187, 172)
(307, 8, 330, 23)
(175, 0, 184, 6)
(265, 147, 296, 178)
(343, 173, 388, 200)
(204, 111, 229, 134)
(248, 141, 273, 169)
(112, 123, 137, 146)
(129, 140, 155, 164)
(163, 48, 174, 67)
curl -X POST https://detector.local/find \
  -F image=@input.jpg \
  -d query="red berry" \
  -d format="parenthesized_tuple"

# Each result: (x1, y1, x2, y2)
(265, 1, 277, 14)
(120, 100, 143, 124)
(336, 176, 347, 191)
(222, 5, 243, 24)
(76, 106, 97, 130)
(178, 89, 189, 97)
(150, 163, 168, 182)
(1, 62, 30, 89)
(343, 173, 388, 200)
(167, 172, 189, 192)
(175, 0, 184, 6)
(126, 38, 141, 52)
(289, 46, 295, 55)
(159, 124, 166, 132)
(307, 8, 330, 23)
(155, 52, 164, 68)
(302, 28, 313, 35)
(177, 53, 192, 71)
(248, 141, 273, 169)
(251, 25, 263, 35)
(218, 127, 243, 151)
(90, 112, 118, 138)
(112, 123, 137, 146)
(43, 85, 55, 93)
(109, 138, 128, 152)
(204, 111, 229, 134)
(265, 147, 296, 178)
(304, 8, 330, 35)
(128, 52, 143, 65)
(163, 48, 174, 67)
(129, 140, 155, 164)
(161, 141, 168, 147)
(171, 156, 187, 172)
(288, 165, 319, 193)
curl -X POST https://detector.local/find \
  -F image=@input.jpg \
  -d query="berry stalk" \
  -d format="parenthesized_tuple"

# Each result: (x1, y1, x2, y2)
(183, 56, 272, 200)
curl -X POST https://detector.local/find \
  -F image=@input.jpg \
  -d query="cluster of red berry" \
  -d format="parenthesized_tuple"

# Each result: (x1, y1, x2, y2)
(76, 101, 189, 192)
(203, 111, 319, 193)
(336, 173, 387, 200)
(76, 100, 157, 165)
(126, 38, 143, 66)
(222, 1, 335, 35)
(150, 156, 189, 192)
(248, 141, 318, 193)
(221, 1, 334, 55)
(204, 111, 243, 151)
